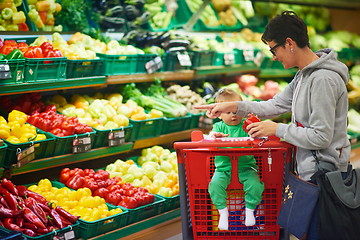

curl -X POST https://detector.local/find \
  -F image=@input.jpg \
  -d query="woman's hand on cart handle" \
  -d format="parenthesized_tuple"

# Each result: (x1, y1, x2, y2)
(247, 120, 278, 138)
(194, 102, 238, 119)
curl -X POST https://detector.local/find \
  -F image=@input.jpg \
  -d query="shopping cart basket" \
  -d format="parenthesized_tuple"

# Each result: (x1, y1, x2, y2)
(174, 131, 294, 240)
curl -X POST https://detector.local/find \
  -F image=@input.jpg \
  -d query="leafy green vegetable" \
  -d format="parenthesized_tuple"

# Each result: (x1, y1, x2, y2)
(55, 0, 99, 31)
(122, 82, 187, 117)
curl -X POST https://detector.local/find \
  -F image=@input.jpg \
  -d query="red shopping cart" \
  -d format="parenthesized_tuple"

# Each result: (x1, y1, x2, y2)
(174, 131, 294, 240)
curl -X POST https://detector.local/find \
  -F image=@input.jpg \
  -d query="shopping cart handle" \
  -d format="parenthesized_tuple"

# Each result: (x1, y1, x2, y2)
(174, 131, 292, 149)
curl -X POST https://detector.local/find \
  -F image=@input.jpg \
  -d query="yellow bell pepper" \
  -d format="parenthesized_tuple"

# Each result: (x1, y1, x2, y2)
(0, 129, 10, 139)
(8, 110, 28, 125)
(6, 136, 20, 144)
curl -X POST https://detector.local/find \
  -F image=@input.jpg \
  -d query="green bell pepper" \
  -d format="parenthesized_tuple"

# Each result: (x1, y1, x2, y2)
(5, 49, 24, 60)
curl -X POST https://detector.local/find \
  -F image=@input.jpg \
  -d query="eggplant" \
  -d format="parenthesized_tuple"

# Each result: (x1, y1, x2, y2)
(162, 39, 191, 50)
(124, 5, 140, 21)
(105, 6, 124, 17)
(100, 16, 126, 30)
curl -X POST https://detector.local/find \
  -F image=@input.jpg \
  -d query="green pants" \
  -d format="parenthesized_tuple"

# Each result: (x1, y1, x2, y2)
(208, 165, 264, 210)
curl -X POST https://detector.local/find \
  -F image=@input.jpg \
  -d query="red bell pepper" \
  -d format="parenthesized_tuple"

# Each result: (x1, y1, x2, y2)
(105, 191, 123, 206)
(242, 113, 261, 133)
(17, 42, 29, 52)
(0, 45, 16, 55)
(18, 22, 29, 31)
(119, 196, 138, 209)
(59, 168, 71, 184)
(22, 207, 46, 229)
(93, 187, 109, 199)
(24, 46, 44, 58)
(66, 175, 84, 190)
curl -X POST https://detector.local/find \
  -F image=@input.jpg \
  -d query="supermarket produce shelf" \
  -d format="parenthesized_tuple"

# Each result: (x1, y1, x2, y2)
(106, 70, 195, 83)
(259, 68, 298, 79)
(89, 208, 180, 240)
(195, 63, 259, 77)
(133, 129, 196, 149)
(0, 76, 106, 96)
(0, 142, 134, 177)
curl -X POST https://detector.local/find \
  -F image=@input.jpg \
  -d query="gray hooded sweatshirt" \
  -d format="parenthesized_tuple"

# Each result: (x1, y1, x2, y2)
(236, 48, 350, 180)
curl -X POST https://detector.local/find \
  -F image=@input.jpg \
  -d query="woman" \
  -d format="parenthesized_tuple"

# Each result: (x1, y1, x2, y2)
(195, 11, 350, 239)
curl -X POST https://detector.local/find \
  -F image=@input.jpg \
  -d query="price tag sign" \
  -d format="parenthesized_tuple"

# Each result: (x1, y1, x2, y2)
(177, 52, 192, 66)
(73, 136, 91, 153)
(243, 49, 255, 62)
(224, 53, 235, 65)
(17, 146, 35, 168)
(52, 229, 76, 240)
(108, 129, 125, 147)
(145, 56, 163, 74)
(0, 63, 11, 80)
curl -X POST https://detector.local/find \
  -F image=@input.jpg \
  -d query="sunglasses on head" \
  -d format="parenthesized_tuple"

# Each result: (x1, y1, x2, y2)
(269, 43, 284, 56)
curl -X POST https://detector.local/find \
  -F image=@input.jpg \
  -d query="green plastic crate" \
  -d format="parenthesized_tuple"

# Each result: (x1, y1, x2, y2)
(49, 131, 96, 156)
(260, 56, 284, 70)
(24, 57, 67, 82)
(23, 222, 80, 240)
(161, 114, 192, 135)
(157, 194, 180, 212)
(96, 53, 137, 75)
(3, 129, 56, 169)
(0, 59, 25, 85)
(126, 194, 165, 224)
(78, 204, 129, 239)
(215, 52, 239, 66)
(189, 112, 205, 129)
(0, 227, 25, 240)
(0, 142, 7, 170)
(92, 124, 133, 149)
(164, 51, 193, 71)
(190, 50, 216, 69)
(43, 181, 129, 239)
(66, 59, 104, 79)
(129, 117, 164, 141)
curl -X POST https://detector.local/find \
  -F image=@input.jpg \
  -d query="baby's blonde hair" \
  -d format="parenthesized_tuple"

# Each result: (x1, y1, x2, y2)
(215, 88, 243, 103)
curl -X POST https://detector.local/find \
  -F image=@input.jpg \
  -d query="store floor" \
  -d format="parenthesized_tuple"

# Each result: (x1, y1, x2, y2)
(122, 149, 360, 240)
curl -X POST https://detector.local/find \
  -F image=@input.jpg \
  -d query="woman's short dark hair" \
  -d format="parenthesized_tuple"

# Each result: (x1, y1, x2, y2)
(261, 11, 309, 48)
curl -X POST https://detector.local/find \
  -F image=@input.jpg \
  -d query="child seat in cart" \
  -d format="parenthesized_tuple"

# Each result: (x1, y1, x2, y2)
(174, 131, 294, 240)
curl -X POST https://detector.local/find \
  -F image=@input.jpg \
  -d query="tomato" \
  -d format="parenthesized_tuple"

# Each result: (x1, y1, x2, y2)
(242, 113, 261, 133)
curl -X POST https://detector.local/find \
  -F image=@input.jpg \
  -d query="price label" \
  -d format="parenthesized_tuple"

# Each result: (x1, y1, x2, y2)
(52, 229, 75, 240)
(145, 56, 163, 74)
(0, 63, 11, 80)
(17, 146, 35, 168)
(243, 49, 255, 62)
(224, 53, 235, 65)
(73, 136, 91, 153)
(108, 129, 125, 147)
(177, 52, 192, 66)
